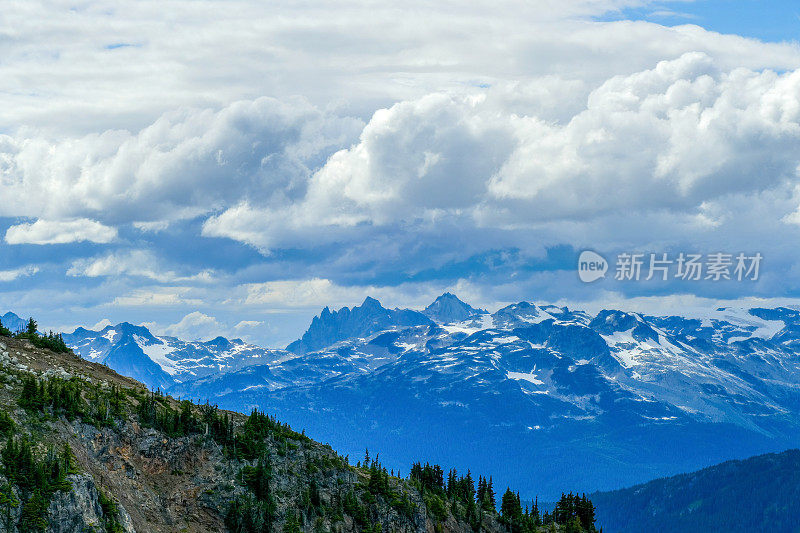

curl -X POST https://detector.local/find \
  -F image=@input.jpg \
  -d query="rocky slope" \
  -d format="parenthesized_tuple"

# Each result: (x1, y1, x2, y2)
(0, 334, 571, 533)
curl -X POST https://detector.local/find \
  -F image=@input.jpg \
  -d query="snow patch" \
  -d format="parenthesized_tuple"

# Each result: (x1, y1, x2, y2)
(140, 339, 179, 376)
(507, 371, 544, 385)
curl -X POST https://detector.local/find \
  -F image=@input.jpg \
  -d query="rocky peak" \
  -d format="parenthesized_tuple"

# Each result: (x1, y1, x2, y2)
(422, 293, 487, 324)
(287, 298, 433, 354)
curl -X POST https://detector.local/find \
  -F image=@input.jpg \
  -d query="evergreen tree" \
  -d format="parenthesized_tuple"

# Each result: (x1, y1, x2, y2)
(0, 481, 18, 533)
(284, 510, 302, 533)
(500, 488, 523, 533)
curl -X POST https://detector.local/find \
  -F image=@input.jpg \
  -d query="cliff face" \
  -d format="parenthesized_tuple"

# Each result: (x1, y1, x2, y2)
(0, 337, 508, 533)
(46, 474, 135, 533)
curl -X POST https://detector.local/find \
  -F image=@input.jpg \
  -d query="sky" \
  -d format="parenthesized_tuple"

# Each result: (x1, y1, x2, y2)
(2, 0, 800, 346)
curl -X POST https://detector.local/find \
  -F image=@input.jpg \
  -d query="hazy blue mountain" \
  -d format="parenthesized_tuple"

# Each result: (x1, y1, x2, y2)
(285, 296, 433, 354)
(1, 312, 26, 333)
(591, 449, 800, 533)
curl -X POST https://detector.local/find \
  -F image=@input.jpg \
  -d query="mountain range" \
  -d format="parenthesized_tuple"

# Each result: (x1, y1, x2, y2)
(10, 293, 800, 499)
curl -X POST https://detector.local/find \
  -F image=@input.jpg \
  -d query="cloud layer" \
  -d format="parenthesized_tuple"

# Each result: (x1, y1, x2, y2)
(202, 53, 800, 254)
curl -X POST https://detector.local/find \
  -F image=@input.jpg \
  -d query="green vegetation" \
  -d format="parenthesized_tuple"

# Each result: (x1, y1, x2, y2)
(225, 457, 277, 532)
(135, 389, 203, 437)
(2, 317, 72, 354)
(97, 487, 126, 533)
(500, 490, 599, 533)
(19, 374, 126, 428)
(0, 437, 75, 532)
(1, 369, 129, 532)
(0, 411, 16, 437)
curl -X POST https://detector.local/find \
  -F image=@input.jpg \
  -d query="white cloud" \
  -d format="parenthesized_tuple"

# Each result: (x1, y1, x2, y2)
(133, 220, 170, 233)
(6, 1, 800, 344)
(90, 318, 113, 330)
(5, 219, 117, 245)
(237, 277, 492, 312)
(204, 53, 800, 252)
(0, 98, 363, 224)
(163, 311, 224, 341)
(234, 320, 263, 331)
(241, 278, 366, 308)
(0, 265, 39, 282)
(67, 250, 214, 283)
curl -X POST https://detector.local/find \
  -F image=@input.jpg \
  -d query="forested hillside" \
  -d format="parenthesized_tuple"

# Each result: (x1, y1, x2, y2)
(591, 449, 800, 533)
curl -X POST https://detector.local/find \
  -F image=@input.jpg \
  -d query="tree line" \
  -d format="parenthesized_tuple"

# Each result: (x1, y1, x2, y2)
(0, 316, 71, 354)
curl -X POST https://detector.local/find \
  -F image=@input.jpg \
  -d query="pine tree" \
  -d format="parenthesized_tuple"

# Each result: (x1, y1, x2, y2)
(0, 481, 18, 532)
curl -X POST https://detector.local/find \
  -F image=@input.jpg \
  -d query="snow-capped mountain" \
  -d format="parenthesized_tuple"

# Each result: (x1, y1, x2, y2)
(62, 322, 287, 389)
(167, 296, 800, 499)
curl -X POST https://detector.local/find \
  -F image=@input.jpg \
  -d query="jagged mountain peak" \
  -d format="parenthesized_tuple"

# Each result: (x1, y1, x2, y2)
(360, 296, 384, 309)
(423, 292, 487, 324)
(286, 298, 433, 354)
(204, 335, 234, 349)
(589, 309, 660, 343)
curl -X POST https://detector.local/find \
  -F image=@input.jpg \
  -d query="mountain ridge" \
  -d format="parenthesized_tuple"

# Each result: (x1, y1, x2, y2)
(591, 448, 800, 533)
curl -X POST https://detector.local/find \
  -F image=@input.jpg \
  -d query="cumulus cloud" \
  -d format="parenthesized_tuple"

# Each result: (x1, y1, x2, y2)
(0, 98, 363, 224)
(142, 313, 260, 342)
(90, 318, 113, 330)
(203, 53, 800, 252)
(236, 277, 492, 312)
(5, 219, 117, 245)
(240, 278, 372, 308)
(6, 2, 800, 346)
(234, 320, 263, 331)
(67, 250, 214, 283)
(4, 50, 800, 257)
(163, 311, 225, 341)
(0, 265, 39, 282)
